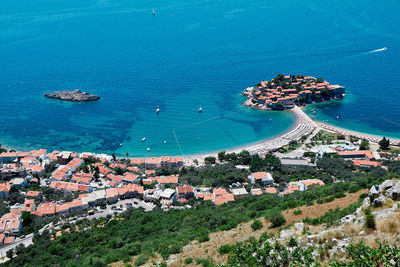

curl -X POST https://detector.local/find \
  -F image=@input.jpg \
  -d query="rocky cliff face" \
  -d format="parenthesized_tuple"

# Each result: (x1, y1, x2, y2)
(44, 89, 100, 102)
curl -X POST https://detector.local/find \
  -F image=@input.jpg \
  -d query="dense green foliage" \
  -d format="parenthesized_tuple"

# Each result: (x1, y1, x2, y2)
(251, 219, 262, 231)
(5, 176, 383, 267)
(265, 211, 286, 228)
(223, 234, 400, 266)
(179, 163, 248, 187)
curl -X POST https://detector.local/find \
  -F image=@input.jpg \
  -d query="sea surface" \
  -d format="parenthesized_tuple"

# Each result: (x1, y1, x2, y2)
(0, 0, 399, 156)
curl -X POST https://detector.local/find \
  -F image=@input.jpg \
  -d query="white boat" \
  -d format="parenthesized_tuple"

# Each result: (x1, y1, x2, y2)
(147, 147, 150, 152)
(142, 137, 146, 142)
(198, 106, 202, 112)
(156, 107, 160, 113)
(336, 115, 339, 119)
(152, 9, 155, 16)
(164, 140, 167, 144)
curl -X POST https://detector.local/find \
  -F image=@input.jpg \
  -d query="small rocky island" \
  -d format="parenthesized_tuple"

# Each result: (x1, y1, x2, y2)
(243, 74, 345, 110)
(44, 89, 100, 102)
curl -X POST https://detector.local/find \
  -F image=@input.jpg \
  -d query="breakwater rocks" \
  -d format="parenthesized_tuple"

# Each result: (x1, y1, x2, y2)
(44, 89, 100, 102)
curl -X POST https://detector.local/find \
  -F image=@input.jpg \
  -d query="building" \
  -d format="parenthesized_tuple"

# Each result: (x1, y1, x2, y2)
(143, 189, 162, 202)
(280, 158, 316, 168)
(338, 150, 374, 161)
(122, 173, 139, 184)
(160, 156, 184, 169)
(65, 158, 84, 171)
(33, 202, 57, 217)
(0, 182, 11, 199)
(145, 157, 160, 169)
(10, 177, 28, 188)
(264, 187, 278, 194)
(250, 172, 274, 184)
(176, 185, 194, 201)
(231, 188, 248, 199)
(251, 188, 263, 195)
(26, 191, 42, 199)
(57, 151, 72, 164)
(0, 213, 22, 236)
(106, 188, 119, 204)
(130, 158, 145, 166)
(50, 181, 92, 193)
(160, 188, 176, 206)
(300, 179, 325, 190)
(0, 152, 17, 164)
(352, 160, 382, 168)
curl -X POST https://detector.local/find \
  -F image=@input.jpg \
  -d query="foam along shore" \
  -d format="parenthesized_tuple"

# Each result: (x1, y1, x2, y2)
(182, 106, 317, 165)
(315, 120, 400, 145)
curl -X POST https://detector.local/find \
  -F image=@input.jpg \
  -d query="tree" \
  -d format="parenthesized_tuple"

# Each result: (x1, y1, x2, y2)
(251, 220, 263, 231)
(6, 249, 13, 259)
(112, 153, 116, 161)
(378, 137, 390, 150)
(265, 211, 286, 228)
(359, 139, 369, 150)
(204, 156, 216, 165)
(21, 211, 33, 227)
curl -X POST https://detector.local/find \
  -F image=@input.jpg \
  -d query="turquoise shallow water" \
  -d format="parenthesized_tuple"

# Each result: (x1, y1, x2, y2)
(0, 0, 399, 156)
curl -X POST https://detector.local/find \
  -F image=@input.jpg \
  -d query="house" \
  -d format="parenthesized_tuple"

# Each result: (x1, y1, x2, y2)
(160, 188, 176, 206)
(130, 158, 145, 166)
(33, 202, 57, 217)
(122, 173, 139, 184)
(251, 188, 263, 195)
(71, 173, 93, 185)
(145, 157, 160, 169)
(117, 184, 144, 199)
(22, 199, 35, 212)
(160, 156, 184, 169)
(106, 188, 119, 204)
(0, 213, 22, 235)
(145, 170, 156, 176)
(26, 164, 45, 176)
(214, 194, 234, 205)
(300, 179, 325, 190)
(26, 191, 42, 199)
(231, 188, 248, 199)
(352, 160, 382, 168)
(49, 167, 70, 182)
(0, 152, 17, 164)
(10, 177, 28, 188)
(0, 163, 25, 179)
(65, 158, 84, 171)
(57, 151, 72, 164)
(0, 183, 11, 199)
(158, 175, 179, 185)
(81, 190, 107, 207)
(176, 185, 194, 201)
(143, 189, 162, 202)
(264, 187, 278, 194)
(337, 150, 374, 161)
(50, 181, 92, 193)
(250, 172, 274, 184)
(3, 236, 15, 245)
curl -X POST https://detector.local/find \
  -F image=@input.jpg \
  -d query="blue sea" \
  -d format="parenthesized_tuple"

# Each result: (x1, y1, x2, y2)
(0, 0, 399, 156)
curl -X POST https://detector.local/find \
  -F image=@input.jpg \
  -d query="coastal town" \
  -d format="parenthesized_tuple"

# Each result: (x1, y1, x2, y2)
(0, 110, 399, 258)
(242, 74, 345, 110)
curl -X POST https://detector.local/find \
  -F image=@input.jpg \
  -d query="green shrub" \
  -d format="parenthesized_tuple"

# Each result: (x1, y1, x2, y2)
(218, 244, 232, 254)
(184, 257, 193, 264)
(293, 209, 302, 215)
(195, 258, 213, 267)
(287, 237, 298, 247)
(316, 198, 324, 204)
(251, 220, 263, 231)
(265, 211, 286, 228)
(334, 192, 346, 198)
(134, 255, 148, 266)
(364, 208, 376, 230)
(198, 234, 210, 243)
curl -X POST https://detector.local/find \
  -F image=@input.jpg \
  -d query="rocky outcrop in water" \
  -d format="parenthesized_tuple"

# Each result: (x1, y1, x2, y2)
(44, 89, 100, 102)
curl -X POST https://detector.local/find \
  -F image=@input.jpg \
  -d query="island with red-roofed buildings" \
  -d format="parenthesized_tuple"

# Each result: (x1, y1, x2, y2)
(242, 74, 345, 110)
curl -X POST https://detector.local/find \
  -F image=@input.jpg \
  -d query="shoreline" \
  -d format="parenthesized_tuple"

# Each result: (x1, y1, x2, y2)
(313, 120, 400, 145)
(181, 105, 316, 164)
